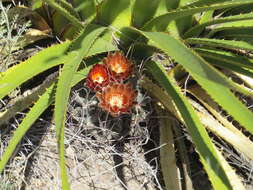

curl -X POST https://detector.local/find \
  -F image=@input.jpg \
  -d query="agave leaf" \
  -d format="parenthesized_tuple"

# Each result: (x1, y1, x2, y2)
(203, 57, 253, 79)
(143, 0, 253, 31)
(0, 83, 57, 174)
(50, 0, 82, 39)
(172, 120, 194, 190)
(185, 10, 214, 38)
(132, 0, 161, 28)
(215, 28, 253, 40)
(54, 26, 106, 189)
(142, 77, 249, 190)
(87, 29, 118, 55)
(207, 19, 253, 37)
(155, 105, 181, 190)
(185, 0, 253, 7)
(72, 0, 96, 20)
(52, 9, 74, 38)
(215, 149, 246, 190)
(221, 4, 253, 17)
(137, 30, 253, 137)
(195, 48, 253, 70)
(43, 0, 83, 29)
(164, 0, 179, 10)
(166, 0, 193, 36)
(187, 38, 253, 52)
(141, 78, 191, 185)
(188, 86, 253, 160)
(235, 73, 253, 89)
(142, 62, 232, 189)
(199, 10, 214, 23)
(96, 0, 132, 28)
(0, 73, 57, 125)
(0, 33, 116, 100)
(191, 98, 247, 190)
(0, 41, 71, 99)
(190, 98, 253, 161)
(179, 0, 197, 6)
(57, 0, 81, 20)
(183, 13, 253, 38)
(31, 0, 43, 10)
(0, 65, 92, 175)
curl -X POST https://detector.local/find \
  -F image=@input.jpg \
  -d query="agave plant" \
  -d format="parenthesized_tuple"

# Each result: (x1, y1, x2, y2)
(1, 0, 253, 189)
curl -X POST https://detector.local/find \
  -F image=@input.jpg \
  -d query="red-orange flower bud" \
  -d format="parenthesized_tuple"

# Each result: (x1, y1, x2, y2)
(96, 83, 137, 117)
(103, 52, 133, 81)
(86, 64, 110, 91)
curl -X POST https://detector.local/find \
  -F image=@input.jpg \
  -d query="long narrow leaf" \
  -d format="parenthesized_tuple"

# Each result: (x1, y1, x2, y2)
(137, 30, 253, 137)
(132, 0, 160, 28)
(54, 26, 106, 189)
(96, 0, 132, 28)
(187, 38, 253, 51)
(195, 48, 253, 70)
(184, 0, 253, 7)
(156, 105, 181, 190)
(43, 0, 83, 29)
(0, 83, 56, 174)
(207, 20, 253, 37)
(183, 13, 253, 38)
(215, 29, 253, 41)
(72, 0, 96, 20)
(0, 66, 92, 174)
(0, 35, 116, 99)
(142, 0, 253, 31)
(204, 57, 253, 79)
(145, 61, 232, 190)
(0, 41, 71, 99)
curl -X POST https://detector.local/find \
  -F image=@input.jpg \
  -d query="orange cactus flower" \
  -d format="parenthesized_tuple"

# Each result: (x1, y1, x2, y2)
(96, 83, 137, 117)
(103, 51, 133, 81)
(86, 64, 110, 91)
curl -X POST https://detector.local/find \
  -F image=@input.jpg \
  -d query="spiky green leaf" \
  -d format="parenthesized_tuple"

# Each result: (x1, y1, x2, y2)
(183, 13, 253, 38)
(96, 0, 132, 28)
(0, 66, 92, 174)
(145, 61, 232, 190)
(187, 38, 253, 51)
(132, 0, 161, 28)
(0, 41, 71, 99)
(195, 48, 253, 70)
(143, 0, 253, 31)
(43, 0, 83, 29)
(138, 30, 253, 136)
(54, 26, 106, 189)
